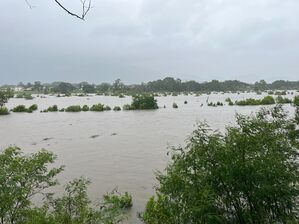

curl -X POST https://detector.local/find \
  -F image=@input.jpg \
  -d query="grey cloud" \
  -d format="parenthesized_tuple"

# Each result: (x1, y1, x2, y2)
(0, 0, 299, 84)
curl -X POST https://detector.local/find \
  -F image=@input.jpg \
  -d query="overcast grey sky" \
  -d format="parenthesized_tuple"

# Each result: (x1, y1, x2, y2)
(0, 0, 299, 84)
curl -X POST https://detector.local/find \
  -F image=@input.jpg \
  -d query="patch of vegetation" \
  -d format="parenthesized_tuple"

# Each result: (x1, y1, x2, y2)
(82, 105, 90, 111)
(0, 147, 132, 224)
(90, 103, 105, 112)
(123, 104, 132, 110)
(275, 96, 292, 104)
(208, 101, 224, 107)
(113, 106, 121, 111)
(294, 96, 299, 106)
(236, 96, 275, 106)
(12, 105, 31, 113)
(65, 105, 82, 112)
(130, 95, 158, 110)
(172, 103, 178, 109)
(0, 107, 9, 115)
(142, 106, 299, 223)
(28, 104, 38, 111)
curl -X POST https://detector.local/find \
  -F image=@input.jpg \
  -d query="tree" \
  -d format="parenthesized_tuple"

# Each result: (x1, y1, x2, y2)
(0, 148, 132, 224)
(0, 147, 64, 224)
(0, 91, 8, 108)
(131, 95, 158, 110)
(142, 106, 299, 224)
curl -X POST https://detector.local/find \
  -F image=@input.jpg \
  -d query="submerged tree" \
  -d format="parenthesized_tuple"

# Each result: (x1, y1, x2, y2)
(142, 106, 299, 224)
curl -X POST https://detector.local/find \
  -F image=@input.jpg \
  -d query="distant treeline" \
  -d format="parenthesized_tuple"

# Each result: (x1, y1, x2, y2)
(1, 77, 299, 94)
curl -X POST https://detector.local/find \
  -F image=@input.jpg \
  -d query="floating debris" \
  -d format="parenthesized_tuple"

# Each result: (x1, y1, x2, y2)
(90, 135, 100, 139)
(42, 137, 53, 141)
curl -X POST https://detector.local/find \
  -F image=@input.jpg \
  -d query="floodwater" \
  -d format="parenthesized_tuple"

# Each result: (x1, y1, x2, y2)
(0, 92, 297, 223)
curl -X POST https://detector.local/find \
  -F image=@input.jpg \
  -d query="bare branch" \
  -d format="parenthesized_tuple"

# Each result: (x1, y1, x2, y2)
(54, 0, 92, 20)
(24, 0, 92, 20)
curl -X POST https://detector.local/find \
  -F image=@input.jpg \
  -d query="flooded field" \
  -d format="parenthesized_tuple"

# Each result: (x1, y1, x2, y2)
(0, 92, 296, 223)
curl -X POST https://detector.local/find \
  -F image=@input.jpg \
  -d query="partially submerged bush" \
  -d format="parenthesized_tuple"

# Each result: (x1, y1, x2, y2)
(113, 106, 121, 111)
(236, 96, 275, 106)
(65, 105, 81, 112)
(276, 96, 292, 104)
(12, 105, 29, 113)
(105, 105, 111, 111)
(104, 191, 133, 209)
(82, 105, 90, 111)
(294, 96, 299, 106)
(0, 107, 9, 115)
(29, 104, 38, 111)
(172, 103, 178, 109)
(123, 104, 132, 110)
(90, 103, 105, 112)
(131, 95, 158, 110)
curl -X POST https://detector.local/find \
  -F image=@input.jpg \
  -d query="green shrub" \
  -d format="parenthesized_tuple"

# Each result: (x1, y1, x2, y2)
(123, 104, 132, 110)
(48, 105, 58, 112)
(24, 94, 34, 100)
(131, 95, 158, 110)
(294, 96, 299, 106)
(12, 105, 28, 112)
(119, 94, 125, 98)
(90, 104, 105, 112)
(172, 103, 178, 108)
(105, 105, 111, 111)
(82, 105, 90, 111)
(0, 107, 9, 115)
(260, 96, 275, 105)
(276, 96, 292, 104)
(184, 100, 188, 104)
(104, 191, 133, 209)
(113, 106, 121, 111)
(29, 104, 38, 111)
(65, 105, 81, 112)
(275, 91, 287, 95)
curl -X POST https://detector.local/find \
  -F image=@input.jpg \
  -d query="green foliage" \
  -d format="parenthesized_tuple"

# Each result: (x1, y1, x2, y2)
(48, 105, 59, 112)
(113, 106, 121, 111)
(131, 95, 158, 110)
(82, 84, 96, 93)
(274, 91, 287, 95)
(122, 104, 132, 110)
(0, 148, 132, 224)
(52, 82, 75, 94)
(260, 95, 275, 105)
(82, 105, 90, 111)
(90, 104, 105, 112)
(12, 105, 28, 113)
(24, 94, 34, 100)
(105, 105, 111, 111)
(172, 103, 178, 109)
(294, 96, 299, 106)
(208, 102, 223, 107)
(0, 107, 9, 115)
(184, 100, 188, 104)
(0, 147, 64, 224)
(0, 91, 8, 108)
(143, 106, 299, 223)
(236, 96, 275, 106)
(275, 96, 292, 104)
(65, 105, 82, 112)
(29, 104, 38, 111)
(103, 191, 133, 209)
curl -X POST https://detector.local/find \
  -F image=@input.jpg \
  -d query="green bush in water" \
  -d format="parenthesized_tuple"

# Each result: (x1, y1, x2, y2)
(172, 103, 178, 108)
(131, 95, 158, 110)
(59, 108, 65, 112)
(24, 94, 34, 100)
(104, 191, 133, 209)
(12, 105, 28, 112)
(113, 106, 121, 111)
(294, 96, 299, 106)
(29, 104, 38, 111)
(90, 104, 105, 112)
(184, 100, 188, 104)
(82, 105, 90, 111)
(105, 105, 111, 111)
(276, 96, 292, 104)
(65, 105, 81, 112)
(0, 107, 9, 115)
(260, 96, 275, 105)
(123, 104, 132, 110)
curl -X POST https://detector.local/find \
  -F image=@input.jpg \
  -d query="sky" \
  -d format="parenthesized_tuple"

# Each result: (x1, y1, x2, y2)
(0, 0, 299, 85)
